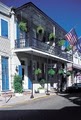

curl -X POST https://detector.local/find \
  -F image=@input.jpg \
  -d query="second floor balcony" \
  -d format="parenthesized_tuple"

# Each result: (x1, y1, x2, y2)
(15, 37, 72, 62)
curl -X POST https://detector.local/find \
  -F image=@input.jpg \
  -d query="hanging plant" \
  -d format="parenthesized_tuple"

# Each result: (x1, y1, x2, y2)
(35, 68, 42, 75)
(19, 21, 27, 32)
(65, 45, 72, 51)
(37, 26, 44, 34)
(58, 69, 64, 75)
(66, 71, 71, 76)
(39, 79, 45, 88)
(49, 33, 55, 41)
(58, 40, 65, 46)
(48, 68, 55, 76)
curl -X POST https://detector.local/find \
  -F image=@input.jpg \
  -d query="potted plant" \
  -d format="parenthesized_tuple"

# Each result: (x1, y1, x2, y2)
(37, 26, 44, 34)
(39, 79, 45, 88)
(65, 45, 72, 51)
(35, 68, 42, 75)
(34, 68, 42, 83)
(38, 79, 45, 93)
(58, 69, 64, 75)
(19, 21, 27, 32)
(66, 71, 71, 77)
(48, 68, 55, 76)
(49, 33, 55, 41)
(13, 75, 23, 96)
(58, 39, 65, 46)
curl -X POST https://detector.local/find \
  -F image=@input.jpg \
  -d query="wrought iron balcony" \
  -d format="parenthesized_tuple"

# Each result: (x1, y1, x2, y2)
(15, 37, 72, 62)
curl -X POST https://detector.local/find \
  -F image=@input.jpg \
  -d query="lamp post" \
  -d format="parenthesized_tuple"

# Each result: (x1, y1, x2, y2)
(46, 56, 50, 95)
(30, 52, 34, 98)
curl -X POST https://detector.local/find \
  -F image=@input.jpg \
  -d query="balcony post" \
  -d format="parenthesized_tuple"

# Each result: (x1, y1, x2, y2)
(30, 51, 34, 98)
(46, 56, 50, 95)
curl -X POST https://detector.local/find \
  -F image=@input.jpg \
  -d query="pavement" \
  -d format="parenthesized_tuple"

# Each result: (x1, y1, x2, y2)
(0, 92, 56, 108)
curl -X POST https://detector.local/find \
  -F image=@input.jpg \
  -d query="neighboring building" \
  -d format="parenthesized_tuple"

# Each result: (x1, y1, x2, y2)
(0, 2, 80, 94)
(0, 2, 11, 92)
(73, 51, 81, 84)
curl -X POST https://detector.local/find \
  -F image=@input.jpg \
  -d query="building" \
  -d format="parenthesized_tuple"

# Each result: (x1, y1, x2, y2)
(12, 2, 72, 93)
(0, 2, 79, 95)
(0, 2, 12, 92)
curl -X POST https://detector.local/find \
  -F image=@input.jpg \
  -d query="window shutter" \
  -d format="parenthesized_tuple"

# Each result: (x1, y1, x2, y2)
(18, 65, 22, 78)
(1, 19, 8, 37)
(2, 57, 9, 91)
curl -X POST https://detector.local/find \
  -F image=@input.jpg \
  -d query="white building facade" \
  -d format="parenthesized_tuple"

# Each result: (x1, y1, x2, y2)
(0, 2, 12, 92)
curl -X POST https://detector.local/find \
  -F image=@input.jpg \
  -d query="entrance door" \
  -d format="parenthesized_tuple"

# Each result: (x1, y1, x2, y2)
(2, 57, 9, 91)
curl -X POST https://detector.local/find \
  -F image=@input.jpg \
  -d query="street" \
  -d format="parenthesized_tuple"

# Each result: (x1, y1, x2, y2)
(0, 93, 81, 120)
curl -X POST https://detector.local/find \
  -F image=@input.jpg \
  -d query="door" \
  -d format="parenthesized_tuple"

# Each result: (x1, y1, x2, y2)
(2, 57, 9, 91)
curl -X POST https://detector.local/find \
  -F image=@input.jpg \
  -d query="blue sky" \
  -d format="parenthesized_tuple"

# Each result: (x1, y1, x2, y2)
(0, 0, 81, 37)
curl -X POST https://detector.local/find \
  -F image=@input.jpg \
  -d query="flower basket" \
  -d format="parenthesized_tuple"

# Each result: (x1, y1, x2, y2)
(48, 69, 55, 76)
(65, 45, 72, 51)
(58, 69, 64, 75)
(35, 68, 42, 75)
(39, 79, 45, 88)
(37, 26, 44, 34)
(49, 33, 55, 41)
(19, 21, 27, 32)
(58, 40, 65, 46)
(66, 71, 71, 76)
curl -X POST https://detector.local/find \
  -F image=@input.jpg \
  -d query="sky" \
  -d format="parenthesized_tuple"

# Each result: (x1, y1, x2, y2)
(0, 0, 81, 37)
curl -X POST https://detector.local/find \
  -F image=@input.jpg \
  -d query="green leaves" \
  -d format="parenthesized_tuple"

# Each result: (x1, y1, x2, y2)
(19, 21, 27, 32)
(49, 33, 55, 41)
(35, 68, 42, 75)
(58, 69, 64, 75)
(65, 45, 72, 51)
(37, 26, 44, 34)
(14, 75, 23, 93)
(66, 71, 71, 76)
(39, 79, 45, 88)
(48, 69, 55, 76)
(58, 40, 65, 46)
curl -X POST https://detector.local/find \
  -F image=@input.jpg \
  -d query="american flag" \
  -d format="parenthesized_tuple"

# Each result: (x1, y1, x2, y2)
(65, 28, 78, 46)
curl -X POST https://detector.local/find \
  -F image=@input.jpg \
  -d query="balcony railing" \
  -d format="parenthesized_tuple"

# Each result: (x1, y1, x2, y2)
(15, 37, 72, 61)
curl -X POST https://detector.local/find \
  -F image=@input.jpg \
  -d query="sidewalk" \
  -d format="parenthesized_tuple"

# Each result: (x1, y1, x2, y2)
(0, 92, 56, 108)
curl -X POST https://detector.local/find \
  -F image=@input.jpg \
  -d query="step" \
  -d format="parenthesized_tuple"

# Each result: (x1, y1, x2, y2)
(1, 91, 14, 97)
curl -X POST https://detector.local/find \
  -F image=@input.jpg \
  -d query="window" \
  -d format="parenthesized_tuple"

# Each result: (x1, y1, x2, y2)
(1, 19, 8, 38)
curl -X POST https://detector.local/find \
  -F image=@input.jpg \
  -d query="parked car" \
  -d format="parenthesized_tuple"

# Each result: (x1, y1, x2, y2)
(66, 83, 81, 93)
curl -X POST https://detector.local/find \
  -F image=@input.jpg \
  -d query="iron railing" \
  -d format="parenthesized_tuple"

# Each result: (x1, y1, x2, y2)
(15, 37, 72, 61)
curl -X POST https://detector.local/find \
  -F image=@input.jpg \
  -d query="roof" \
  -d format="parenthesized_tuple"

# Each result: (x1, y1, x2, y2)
(0, 1, 11, 16)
